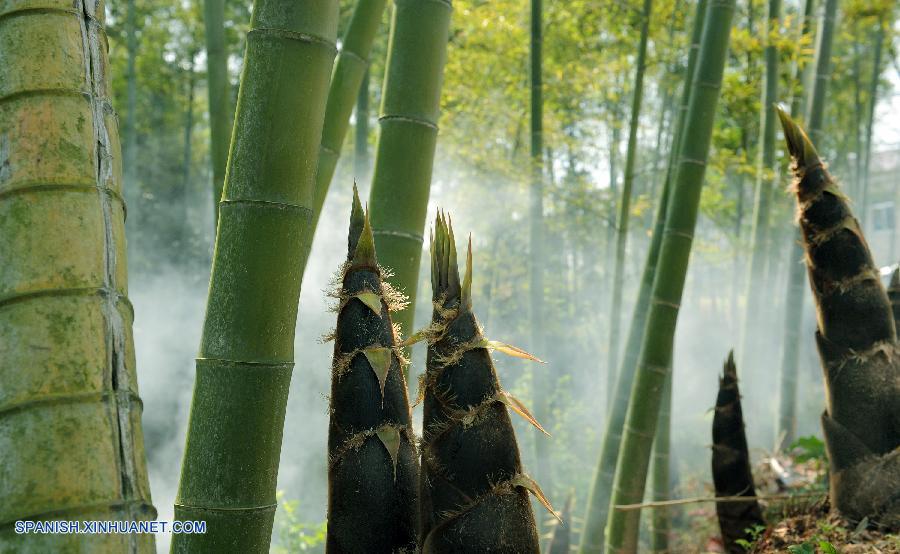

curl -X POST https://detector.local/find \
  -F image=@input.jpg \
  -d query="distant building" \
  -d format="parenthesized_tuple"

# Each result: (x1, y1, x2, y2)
(862, 148, 899, 267)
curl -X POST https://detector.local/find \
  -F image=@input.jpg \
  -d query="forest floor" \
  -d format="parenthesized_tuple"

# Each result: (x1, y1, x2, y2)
(750, 507, 900, 553)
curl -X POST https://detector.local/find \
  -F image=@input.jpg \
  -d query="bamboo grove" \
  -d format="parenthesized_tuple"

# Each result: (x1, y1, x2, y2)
(2, 0, 900, 553)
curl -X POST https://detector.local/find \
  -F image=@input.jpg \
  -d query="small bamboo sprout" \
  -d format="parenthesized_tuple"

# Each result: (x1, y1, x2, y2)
(712, 352, 764, 554)
(778, 109, 900, 528)
(326, 187, 419, 552)
(418, 214, 552, 552)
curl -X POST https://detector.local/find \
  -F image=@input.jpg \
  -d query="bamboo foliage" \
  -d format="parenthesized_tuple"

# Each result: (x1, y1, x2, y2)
(0, 1, 156, 551)
(579, 2, 709, 551)
(204, 0, 232, 224)
(778, 110, 900, 528)
(419, 215, 548, 552)
(299, 0, 389, 279)
(172, 2, 338, 551)
(368, 0, 453, 346)
(326, 188, 418, 552)
(712, 353, 764, 554)
(605, 1, 737, 550)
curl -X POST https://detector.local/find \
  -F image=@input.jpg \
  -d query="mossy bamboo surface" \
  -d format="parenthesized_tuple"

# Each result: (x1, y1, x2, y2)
(204, 0, 231, 224)
(741, 0, 781, 371)
(778, 109, 900, 528)
(778, 0, 828, 447)
(605, 1, 736, 550)
(419, 215, 546, 552)
(712, 353, 764, 554)
(0, 1, 156, 551)
(649, 374, 672, 553)
(326, 189, 418, 552)
(578, 2, 708, 551)
(368, 0, 452, 345)
(172, 2, 338, 551)
(299, 0, 388, 277)
(607, 0, 653, 412)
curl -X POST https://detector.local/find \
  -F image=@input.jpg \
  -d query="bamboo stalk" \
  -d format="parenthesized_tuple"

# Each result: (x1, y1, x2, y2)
(171, 3, 338, 551)
(578, 2, 709, 552)
(649, 373, 672, 553)
(367, 0, 453, 354)
(326, 189, 418, 552)
(0, 1, 156, 550)
(605, 1, 737, 550)
(204, 0, 232, 225)
(299, 0, 389, 278)
(606, 0, 654, 427)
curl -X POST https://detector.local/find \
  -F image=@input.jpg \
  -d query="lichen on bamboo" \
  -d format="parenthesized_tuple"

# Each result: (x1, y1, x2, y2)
(778, 108, 900, 529)
(326, 186, 419, 553)
(419, 213, 550, 552)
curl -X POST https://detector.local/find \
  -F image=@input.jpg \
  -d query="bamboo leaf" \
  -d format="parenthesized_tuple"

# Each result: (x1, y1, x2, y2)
(363, 347, 393, 398)
(511, 474, 560, 522)
(353, 291, 383, 316)
(376, 425, 401, 481)
(496, 391, 550, 436)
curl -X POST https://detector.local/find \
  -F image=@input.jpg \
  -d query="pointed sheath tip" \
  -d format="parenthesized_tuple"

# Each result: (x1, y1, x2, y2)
(776, 105, 819, 170)
(723, 349, 737, 383)
(460, 234, 473, 312)
(347, 182, 366, 260)
(352, 207, 377, 267)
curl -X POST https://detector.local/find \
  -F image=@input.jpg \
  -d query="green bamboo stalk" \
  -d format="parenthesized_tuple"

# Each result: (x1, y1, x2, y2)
(204, 0, 232, 224)
(649, 373, 672, 553)
(0, 1, 156, 551)
(778, 107, 900, 528)
(860, 22, 885, 229)
(777, 0, 830, 448)
(299, 0, 388, 274)
(419, 215, 547, 552)
(578, 2, 709, 552)
(740, 0, 781, 371)
(712, 353, 764, 553)
(605, 1, 736, 550)
(355, 69, 371, 180)
(367, 0, 453, 346)
(171, 2, 338, 551)
(606, 0, 654, 422)
(530, 0, 554, 504)
(326, 188, 418, 552)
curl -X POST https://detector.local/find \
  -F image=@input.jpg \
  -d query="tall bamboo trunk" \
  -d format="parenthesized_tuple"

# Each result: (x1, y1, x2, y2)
(649, 373, 672, 553)
(530, 0, 554, 505)
(300, 0, 389, 278)
(172, 3, 338, 551)
(777, 0, 827, 447)
(778, 106, 900, 528)
(606, 0, 654, 424)
(740, 0, 781, 373)
(367, 0, 453, 354)
(326, 189, 418, 552)
(712, 353, 764, 554)
(355, 69, 370, 180)
(419, 216, 545, 552)
(578, 2, 709, 551)
(0, 1, 156, 551)
(204, 0, 232, 225)
(860, 23, 885, 231)
(605, 1, 736, 550)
